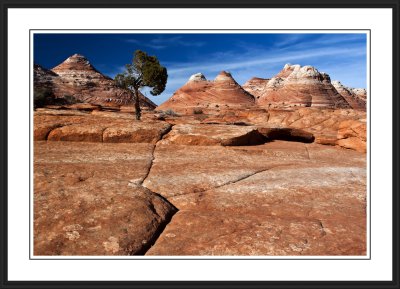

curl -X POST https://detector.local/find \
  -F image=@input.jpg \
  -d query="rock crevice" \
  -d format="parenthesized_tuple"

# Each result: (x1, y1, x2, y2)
(140, 124, 174, 186)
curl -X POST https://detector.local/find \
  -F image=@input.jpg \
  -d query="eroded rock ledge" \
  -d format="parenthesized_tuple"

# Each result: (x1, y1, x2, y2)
(34, 108, 367, 256)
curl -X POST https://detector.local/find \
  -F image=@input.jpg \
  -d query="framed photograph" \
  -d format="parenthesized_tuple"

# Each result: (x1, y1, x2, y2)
(1, 0, 399, 288)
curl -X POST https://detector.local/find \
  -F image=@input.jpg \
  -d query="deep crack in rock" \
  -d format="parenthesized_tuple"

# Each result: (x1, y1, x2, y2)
(134, 123, 178, 255)
(140, 123, 173, 186)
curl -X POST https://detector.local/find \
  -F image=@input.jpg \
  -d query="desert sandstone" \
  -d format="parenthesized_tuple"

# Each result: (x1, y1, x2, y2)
(33, 56, 367, 256)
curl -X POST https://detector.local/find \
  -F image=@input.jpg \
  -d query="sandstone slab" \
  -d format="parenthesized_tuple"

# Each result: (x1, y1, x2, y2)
(143, 141, 311, 200)
(34, 141, 177, 255)
(146, 142, 366, 256)
(47, 124, 106, 142)
(159, 124, 266, 146)
(103, 122, 171, 144)
(35, 111, 172, 144)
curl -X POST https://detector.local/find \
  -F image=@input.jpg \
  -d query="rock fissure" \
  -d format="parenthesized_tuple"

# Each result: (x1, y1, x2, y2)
(131, 124, 182, 255)
(170, 164, 294, 200)
(140, 123, 174, 186)
(140, 144, 157, 186)
(318, 220, 327, 237)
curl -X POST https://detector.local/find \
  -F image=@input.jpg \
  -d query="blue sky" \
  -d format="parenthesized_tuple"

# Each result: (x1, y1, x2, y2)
(34, 33, 367, 105)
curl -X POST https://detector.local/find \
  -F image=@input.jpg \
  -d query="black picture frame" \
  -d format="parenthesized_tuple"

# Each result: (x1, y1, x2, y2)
(0, 0, 399, 288)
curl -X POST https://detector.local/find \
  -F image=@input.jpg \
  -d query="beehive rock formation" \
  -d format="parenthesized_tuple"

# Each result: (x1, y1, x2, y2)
(34, 54, 156, 109)
(254, 64, 351, 109)
(332, 81, 366, 110)
(242, 77, 270, 99)
(157, 71, 255, 111)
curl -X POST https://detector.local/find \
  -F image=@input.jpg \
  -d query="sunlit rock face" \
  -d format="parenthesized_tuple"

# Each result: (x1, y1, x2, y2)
(157, 71, 255, 112)
(34, 54, 156, 109)
(242, 77, 270, 99)
(254, 64, 351, 109)
(332, 81, 366, 110)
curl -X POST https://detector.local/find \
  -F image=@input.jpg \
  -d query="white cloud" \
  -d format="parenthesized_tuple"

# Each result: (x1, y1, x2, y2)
(167, 46, 366, 75)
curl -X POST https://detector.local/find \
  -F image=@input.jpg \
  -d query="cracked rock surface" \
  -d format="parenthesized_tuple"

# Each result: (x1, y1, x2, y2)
(34, 141, 177, 255)
(145, 141, 366, 256)
(34, 109, 367, 256)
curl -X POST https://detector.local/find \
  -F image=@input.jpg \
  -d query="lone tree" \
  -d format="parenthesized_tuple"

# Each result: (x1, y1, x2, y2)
(115, 50, 167, 120)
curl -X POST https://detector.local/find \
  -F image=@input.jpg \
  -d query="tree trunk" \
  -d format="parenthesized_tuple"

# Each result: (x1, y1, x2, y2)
(134, 88, 141, 120)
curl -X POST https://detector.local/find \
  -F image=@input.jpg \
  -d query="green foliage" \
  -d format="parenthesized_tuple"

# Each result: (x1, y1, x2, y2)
(34, 87, 52, 108)
(114, 50, 168, 95)
(62, 94, 82, 104)
(115, 50, 168, 120)
(163, 109, 179, 116)
(33, 87, 81, 109)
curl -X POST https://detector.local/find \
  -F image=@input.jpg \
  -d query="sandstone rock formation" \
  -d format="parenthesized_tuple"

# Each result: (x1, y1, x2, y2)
(242, 77, 270, 99)
(157, 71, 255, 112)
(351, 88, 367, 100)
(33, 54, 368, 257)
(251, 64, 351, 109)
(332, 80, 367, 110)
(34, 54, 156, 109)
(34, 107, 367, 256)
(34, 64, 58, 91)
(190, 106, 366, 152)
(143, 141, 366, 256)
(34, 111, 172, 144)
(34, 105, 367, 153)
(34, 141, 177, 255)
(159, 124, 266, 146)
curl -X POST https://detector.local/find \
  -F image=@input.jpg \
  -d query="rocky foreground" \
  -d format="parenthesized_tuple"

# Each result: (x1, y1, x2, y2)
(34, 106, 367, 256)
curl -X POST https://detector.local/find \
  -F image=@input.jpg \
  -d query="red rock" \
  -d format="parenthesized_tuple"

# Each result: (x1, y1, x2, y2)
(338, 119, 367, 141)
(257, 127, 315, 143)
(34, 55, 156, 109)
(34, 123, 63, 141)
(159, 124, 266, 146)
(34, 107, 367, 256)
(255, 64, 351, 109)
(200, 108, 269, 125)
(242, 77, 270, 99)
(262, 108, 366, 151)
(314, 133, 338, 146)
(332, 81, 366, 110)
(336, 119, 367, 152)
(144, 141, 366, 255)
(34, 141, 177, 255)
(351, 88, 367, 100)
(35, 110, 172, 144)
(157, 71, 255, 111)
(337, 137, 366, 153)
(47, 124, 105, 142)
(103, 122, 171, 144)
(65, 103, 101, 111)
(143, 141, 310, 199)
